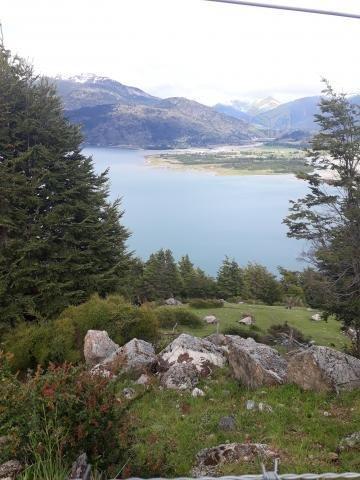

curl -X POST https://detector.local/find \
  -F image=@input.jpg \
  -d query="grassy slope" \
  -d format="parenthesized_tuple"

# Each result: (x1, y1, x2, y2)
(121, 372, 360, 477)
(177, 303, 348, 349)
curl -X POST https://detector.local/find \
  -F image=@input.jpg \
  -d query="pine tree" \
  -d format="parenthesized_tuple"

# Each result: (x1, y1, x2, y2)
(284, 82, 360, 353)
(178, 255, 216, 299)
(217, 256, 243, 299)
(0, 48, 130, 326)
(243, 263, 282, 305)
(141, 249, 181, 300)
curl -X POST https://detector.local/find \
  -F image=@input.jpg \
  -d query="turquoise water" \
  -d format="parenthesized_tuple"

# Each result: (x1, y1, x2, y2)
(85, 147, 308, 275)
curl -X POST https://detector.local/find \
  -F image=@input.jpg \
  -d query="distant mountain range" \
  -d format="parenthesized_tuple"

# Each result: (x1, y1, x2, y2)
(54, 74, 260, 149)
(53, 74, 360, 148)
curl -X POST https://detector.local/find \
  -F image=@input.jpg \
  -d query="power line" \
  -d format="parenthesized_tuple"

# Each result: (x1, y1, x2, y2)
(204, 0, 360, 19)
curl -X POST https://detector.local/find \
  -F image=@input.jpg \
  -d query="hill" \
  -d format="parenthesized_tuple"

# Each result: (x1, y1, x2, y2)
(54, 75, 261, 148)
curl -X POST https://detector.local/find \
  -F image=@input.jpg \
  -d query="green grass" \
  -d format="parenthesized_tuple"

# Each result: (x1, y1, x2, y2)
(166, 303, 348, 349)
(121, 370, 360, 477)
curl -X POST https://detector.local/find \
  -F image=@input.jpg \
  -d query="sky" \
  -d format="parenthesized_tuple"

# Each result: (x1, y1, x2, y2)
(1, 0, 360, 105)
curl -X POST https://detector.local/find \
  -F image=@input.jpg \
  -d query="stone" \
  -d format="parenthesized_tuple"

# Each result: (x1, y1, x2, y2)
(191, 443, 278, 477)
(338, 431, 360, 450)
(227, 336, 288, 388)
(258, 402, 273, 413)
(164, 297, 182, 306)
(83, 330, 119, 367)
(0, 460, 23, 479)
(287, 346, 360, 392)
(311, 313, 322, 321)
(203, 315, 218, 324)
(95, 338, 157, 377)
(218, 415, 236, 431)
(238, 316, 254, 326)
(192, 387, 205, 397)
(122, 387, 136, 399)
(160, 363, 199, 390)
(69, 453, 90, 480)
(159, 333, 227, 376)
(246, 400, 256, 410)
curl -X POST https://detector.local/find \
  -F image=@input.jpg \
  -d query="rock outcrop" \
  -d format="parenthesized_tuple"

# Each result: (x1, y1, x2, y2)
(192, 443, 278, 477)
(83, 330, 119, 367)
(287, 346, 360, 392)
(159, 333, 227, 376)
(0, 460, 23, 479)
(227, 336, 288, 388)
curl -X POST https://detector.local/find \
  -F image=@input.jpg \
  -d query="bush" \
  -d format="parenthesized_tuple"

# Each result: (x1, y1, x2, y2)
(5, 295, 159, 371)
(189, 298, 224, 309)
(264, 322, 310, 345)
(222, 325, 261, 342)
(0, 353, 123, 473)
(155, 307, 202, 329)
(226, 296, 243, 304)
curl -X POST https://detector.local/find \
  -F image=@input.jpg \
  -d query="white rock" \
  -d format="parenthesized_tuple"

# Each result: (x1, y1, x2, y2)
(203, 315, 218, 324)
(311, 313, 322, 321)
(192, 387, 205, 397)
(83, 330, 119, 367)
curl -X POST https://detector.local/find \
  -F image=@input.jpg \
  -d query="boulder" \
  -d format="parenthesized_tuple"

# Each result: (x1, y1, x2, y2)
(0, 460, 23, 479)
(160, 363, 199, 390)
(164, 297, 182, 306)
(100, 338, 157, 377)
(339, 432, 360, 450)
(218, 415, 236, 431)
(192, 387, 205, 397)
(203, 315, 218, 324)
(287, 346, 360, 392)
(227, 336, 288, 388)
(311, 313, 322, 321)
(83, 330, 119, 367)
(238, 316, 253, 326)
(159, 333, 226, 376)
(192, 443, 278, 477)
(136, 373, 152, 385)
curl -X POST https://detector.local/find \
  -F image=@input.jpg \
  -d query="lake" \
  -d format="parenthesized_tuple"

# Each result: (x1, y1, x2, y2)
(85, 147, 309, 276)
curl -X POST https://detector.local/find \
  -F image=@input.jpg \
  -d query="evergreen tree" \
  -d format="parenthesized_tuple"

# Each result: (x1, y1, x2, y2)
(284, 82, 360, 353)
(141, 249, 181, 300)
(217, 256, 243, 299)
(178, 255, 216, 298)
(243, 263, 282, 305)
(0, 48, 129, 326)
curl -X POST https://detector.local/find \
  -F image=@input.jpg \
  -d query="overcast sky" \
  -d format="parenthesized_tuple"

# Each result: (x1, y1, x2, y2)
(1, 0, 360, 105)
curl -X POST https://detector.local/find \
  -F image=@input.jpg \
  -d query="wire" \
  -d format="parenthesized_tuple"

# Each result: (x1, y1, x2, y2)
(203, 0, 360, 19)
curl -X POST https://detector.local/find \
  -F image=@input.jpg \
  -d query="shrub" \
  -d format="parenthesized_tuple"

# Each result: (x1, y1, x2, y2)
(5, 295, 159, 371)
(226, 296, 243, 304)
(155, 307, 202, 329)
(264, 322, 310, 345)
(222, 325, 261, 342)
(0, 353, 123, 472)
(189, 298, 224, 309)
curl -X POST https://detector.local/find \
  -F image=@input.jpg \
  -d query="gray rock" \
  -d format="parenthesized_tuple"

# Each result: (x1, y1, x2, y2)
(159, 333, 227, 376)
(160, 363, 199, 390)
(203, 315, 218, 324)
(339, 431, 360, 450)
(246, 400, 256, 410)
(0, 460, 23, 479)
(136, 373, 152, 385)
(83, 330, 119, 367)
(122, 387, 136, 399)
(192, 443, 278, 477)
(218, 415, 236, 431)
(258, 402, 273, 413)
(192, 387, 205, 397)
(164, 297, 182, 306)
(311, 313, 322, 321)
(287, 346, 360, 392)
(227, 336, 288, 388)
(238, 316, 254, 326)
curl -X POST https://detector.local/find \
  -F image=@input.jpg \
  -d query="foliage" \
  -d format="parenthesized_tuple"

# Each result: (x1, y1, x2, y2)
(243, 263, 283, 305)
(0, 48, 130, 328)
(222, 325, 261, 342)
(5, 295, 159, 371)
(284, 82, 360, 354)
(178, 255, 216, 299)
(155, 307, 202, 329)
(141, 249, 181, 301)
(188, 298, 224, 309)
(265, 321, 310, 345)
(0, 354, 123, 472)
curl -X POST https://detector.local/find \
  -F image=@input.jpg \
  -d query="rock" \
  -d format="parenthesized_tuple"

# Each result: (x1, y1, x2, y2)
(338, 431, 360, 450)
(159, 333, 227, 376)
(122, 387, 136, 399)
(238, 316, 254, 326)
(164, 297, 182, 306)
(0, 460, 23, 479)
(192, 443, 278, 477)
(205, 333, 228, 348)
(192, 387, 205, 397)
(328, 452, 339, 462)
(258, 402, 273, 413)
(94, 338, 157, 377)
(311, 313, 322, 321)
(160, 363, 199, 390)
(246, 400, 256, 410)
(83, 330, 119, 367)
(227, 336, 288, 388)
(69, 453, 90, 480)
(203, 315, 218, 324)
(218, 415, 236, 431)
(136, 373, 152, 385)
(287, 346, 360, 392)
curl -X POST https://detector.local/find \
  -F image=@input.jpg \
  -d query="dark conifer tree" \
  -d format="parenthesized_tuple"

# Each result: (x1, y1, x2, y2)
(0, 48, 130, 325)
(217, 256, 243, 299)
(141, 249, 181, 300)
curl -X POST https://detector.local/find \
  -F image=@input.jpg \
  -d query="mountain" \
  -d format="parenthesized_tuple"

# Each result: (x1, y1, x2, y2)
(214, 96, 281, 122)
(53, 75, 261, 148)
